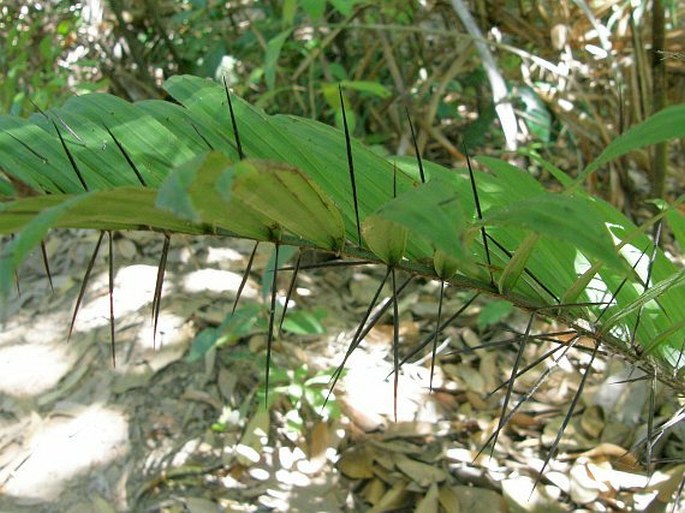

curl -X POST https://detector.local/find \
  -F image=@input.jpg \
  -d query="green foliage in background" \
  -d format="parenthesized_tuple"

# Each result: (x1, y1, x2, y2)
(0, 1, 81, 116)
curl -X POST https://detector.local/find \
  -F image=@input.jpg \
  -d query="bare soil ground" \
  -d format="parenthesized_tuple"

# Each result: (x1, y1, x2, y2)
(0, 231, 683, 512)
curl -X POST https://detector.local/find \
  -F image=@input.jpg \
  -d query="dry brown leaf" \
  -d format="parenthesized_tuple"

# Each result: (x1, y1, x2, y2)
(180, 389, 223, 410)
(415, 482, 440, 513)
(370, 439, 422, 455)
(371, 319, 420, 342)
(438, 485, 461, 512)
(577, 443, 639, 470)
(395, 454, 448, 486)
(383, 421, 435, 438)
(479, 351, 498, 390)
(339, 445, 375, 479)
(362, 477, 387, 505)
(368, 479, 410, 513)
(372, 463, 399, 485)
(580, 405, 604, 439)
(465, 390, 489, 410)
(509, 412, 539, 429)
(306, 421, 329, 474)
(217, 367, 238, 402)
(371, 448, 396, 471)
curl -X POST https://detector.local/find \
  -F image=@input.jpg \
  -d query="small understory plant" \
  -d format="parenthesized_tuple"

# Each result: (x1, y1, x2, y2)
(0, 75, 684, 500)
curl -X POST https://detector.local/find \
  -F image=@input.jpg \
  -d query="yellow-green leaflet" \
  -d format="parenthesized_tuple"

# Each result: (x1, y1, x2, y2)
(362, 215, 407, 266)
(229, 159, 345, 251)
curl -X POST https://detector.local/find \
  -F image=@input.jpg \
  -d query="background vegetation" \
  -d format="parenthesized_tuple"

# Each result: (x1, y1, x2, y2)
(3, 1, 683, 193)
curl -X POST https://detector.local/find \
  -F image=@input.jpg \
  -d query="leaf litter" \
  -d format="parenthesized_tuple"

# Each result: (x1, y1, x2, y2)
(0, 229, 684, 512)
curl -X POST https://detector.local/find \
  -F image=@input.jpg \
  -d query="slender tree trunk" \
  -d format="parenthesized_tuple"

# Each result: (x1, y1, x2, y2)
(449, 0, 518, 151)
(651, 0, 667, 199)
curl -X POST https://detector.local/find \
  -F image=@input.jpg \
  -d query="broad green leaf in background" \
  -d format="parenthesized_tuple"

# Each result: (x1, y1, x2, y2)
(265, 29, 292, 90)
(330, 0, 366, 16)
(477, 300, 514, 331)
(282, 0, 297, 26)
(187, 303, 263, 362)
(581, 102, 685, 181)
(339, 80, 392, 98)
(281, 308, 327, 335)
(518, 147, 574, 188)
(479, 192, 624, 272)
(299, 0, 326, 20)
(517, 86, 552, 142)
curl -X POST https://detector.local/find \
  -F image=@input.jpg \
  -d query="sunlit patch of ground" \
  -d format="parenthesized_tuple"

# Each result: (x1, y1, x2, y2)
(2, 404, 129, 502)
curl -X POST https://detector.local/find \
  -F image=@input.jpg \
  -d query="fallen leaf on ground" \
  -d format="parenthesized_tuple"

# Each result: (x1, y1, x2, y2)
(368, 480, 409, 513)
(438, 484, 461, 512)
(415, 482, 440, 513)
(395, 454, 448, 486)
(339, 445, 375, 479)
